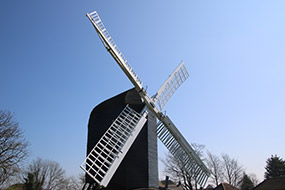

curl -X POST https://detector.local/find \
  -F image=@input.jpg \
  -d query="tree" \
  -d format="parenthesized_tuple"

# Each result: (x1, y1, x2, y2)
(0, 110, 29, 187)
(206, 151, 223, 186)
(191, 143, 205, 158)
(248, 173, 259, 187)
(162, 143, 206, 190)
(23, 158, 67, 190)
(24, 172, 45, 190)
(240, 173, 254, 190)
(61, 175, 85, 190)
(162, 153, 193, 190)
(264, 155, 285, 179)
(5, 183, 24, 190)
(190, 143, 206, 190)
(221, 153, 244, 187)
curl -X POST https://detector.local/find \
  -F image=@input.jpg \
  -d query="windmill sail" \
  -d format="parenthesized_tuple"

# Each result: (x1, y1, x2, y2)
(156, 116, 210, 186)
(87, 11, 143, 91)
(153, 61, 189, 110)
(85, 10, 210, 187)
(81, 105, 148, 187)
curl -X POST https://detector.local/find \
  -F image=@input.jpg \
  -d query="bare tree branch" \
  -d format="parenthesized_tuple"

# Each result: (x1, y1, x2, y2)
(24, 158, 68, 190)
(206, 151, 224, 186)
(0, 110, 29, 187)
(221, 153, 244, 187)
(162, 143, 206, 190)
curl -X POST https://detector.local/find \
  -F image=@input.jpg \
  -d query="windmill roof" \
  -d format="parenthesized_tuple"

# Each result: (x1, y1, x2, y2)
(213, 183, 239, 190)
(253, 177, 285, 190)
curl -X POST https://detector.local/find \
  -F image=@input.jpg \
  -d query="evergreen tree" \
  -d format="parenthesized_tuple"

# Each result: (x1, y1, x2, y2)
(264, 155, 285, 179)
(24, 172, 45, 190)
(240, 173, 254, 190)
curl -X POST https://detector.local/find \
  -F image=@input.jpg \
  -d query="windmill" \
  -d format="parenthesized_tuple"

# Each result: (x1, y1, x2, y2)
(81, 11, 211, 189)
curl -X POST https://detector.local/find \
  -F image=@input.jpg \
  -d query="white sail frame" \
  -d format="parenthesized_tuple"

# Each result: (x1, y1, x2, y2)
(84, 10, 211, 187)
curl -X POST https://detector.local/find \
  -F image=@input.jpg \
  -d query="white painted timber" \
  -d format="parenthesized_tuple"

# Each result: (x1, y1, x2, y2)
(156, 116, 211, 185)
(87, 11, 143, 91)
(85, 10, 211, 187)
(153, 61, 189, 110)
(81, 105, 147, 187)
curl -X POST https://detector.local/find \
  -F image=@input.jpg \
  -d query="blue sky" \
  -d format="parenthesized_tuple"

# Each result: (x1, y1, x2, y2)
(1, 0, 285, 183)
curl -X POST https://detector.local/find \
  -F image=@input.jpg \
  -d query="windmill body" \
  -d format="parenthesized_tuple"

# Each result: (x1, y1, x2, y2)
(86, 88, 158, 190)
(81, 10, 211, 190)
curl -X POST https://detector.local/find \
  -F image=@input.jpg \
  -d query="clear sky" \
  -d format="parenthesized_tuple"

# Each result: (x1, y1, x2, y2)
(1, 0, 285, 184)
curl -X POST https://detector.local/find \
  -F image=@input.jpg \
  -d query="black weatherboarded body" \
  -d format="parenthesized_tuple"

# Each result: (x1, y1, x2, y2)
(86, 88, 158, 190)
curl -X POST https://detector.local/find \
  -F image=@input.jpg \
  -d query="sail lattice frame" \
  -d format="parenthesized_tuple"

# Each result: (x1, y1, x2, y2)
(81, 105, 147, 186)
(154, 61, 190, 110)
(84, 10, 211, 188)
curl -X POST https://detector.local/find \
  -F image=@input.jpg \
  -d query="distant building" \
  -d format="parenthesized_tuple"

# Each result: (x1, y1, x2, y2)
(158, 180, 182, 190)
(213, 183, 239, 190)
(206, 184, 214, 190)
(253, 177, 285, 190)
